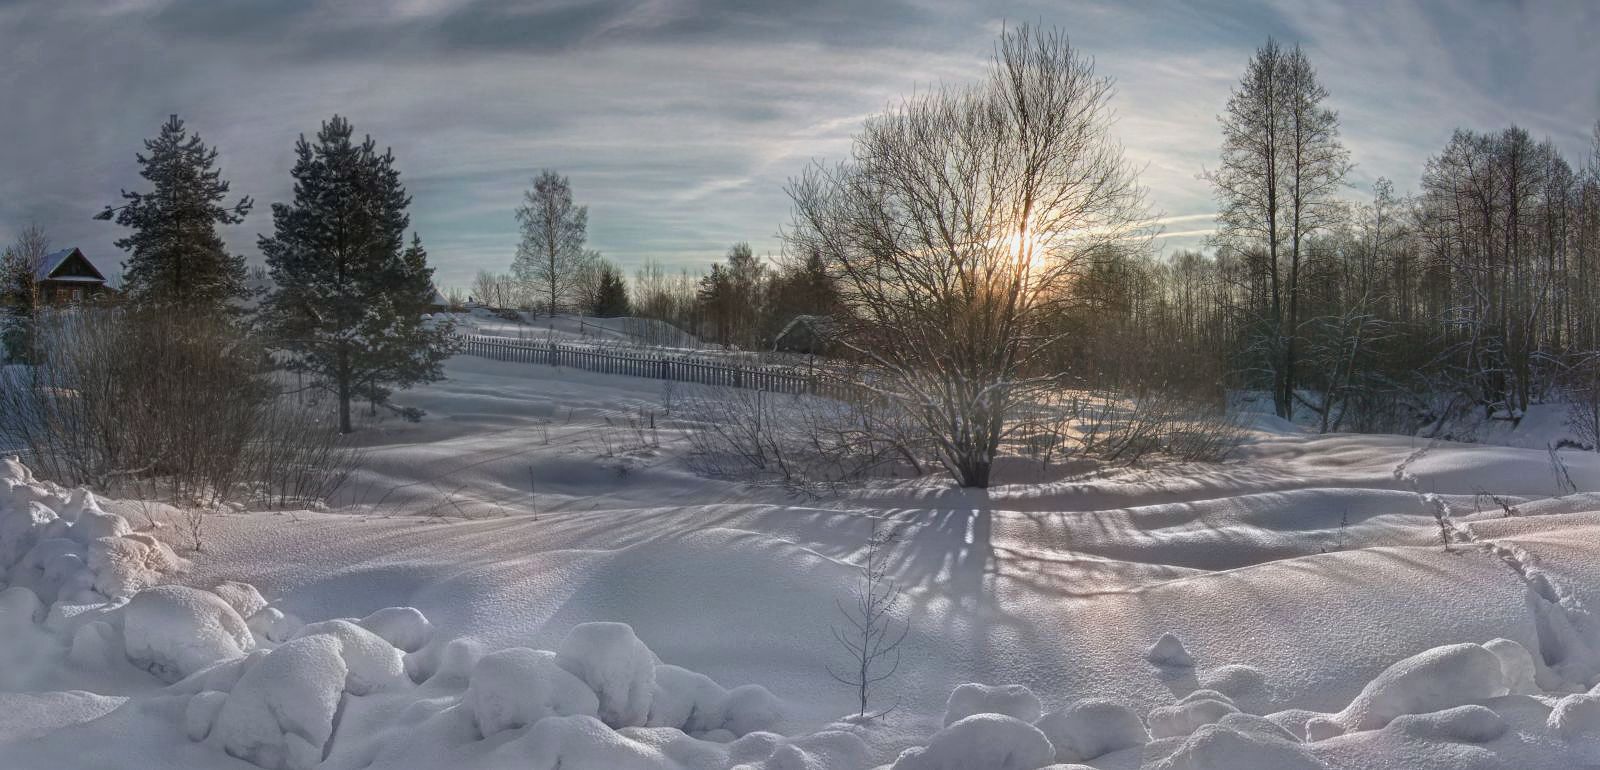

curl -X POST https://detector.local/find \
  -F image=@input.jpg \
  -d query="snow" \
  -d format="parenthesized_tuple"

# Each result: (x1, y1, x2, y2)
(889, 713, 1055, 770)
(465, 647, 599, 736)
(940, 682, 1043, 726)
(289, 619, 409, 695)
(8, 358, 1600, 768)
(555, 621, 660, 728)
(1033, 698, 1150, 762)
(1147, 632, 1195, 667)
(204, 634, 348, 770)
(358, 606, 434, 653)
(1550, 693, 1600, 757)
(1329, 642, 1507, 732)
(124, 585, 254, 683)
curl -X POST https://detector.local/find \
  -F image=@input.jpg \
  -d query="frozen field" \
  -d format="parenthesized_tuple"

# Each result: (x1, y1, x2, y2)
(4, 355, 1600, 769)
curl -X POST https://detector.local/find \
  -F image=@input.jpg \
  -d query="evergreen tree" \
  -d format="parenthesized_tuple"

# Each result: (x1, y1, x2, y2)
(259, 115, 454, 434)
(592, 263, 630, 317)
(100, 114, 252, 311)
(0, 247, 31, 362)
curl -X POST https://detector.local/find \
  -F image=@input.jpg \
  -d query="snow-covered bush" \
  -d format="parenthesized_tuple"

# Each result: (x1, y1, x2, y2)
(289, 619, 408, 695)
(555, 621, 659, 728)
(1330, 642, 1506, 732)
(204, 634, 348, 770)
(942, 682, 1043, 726)
(891, 713, 1055, 770)
(1035, 698, 1150, 762)
(123, 584, 254, 683)
(466, 647, 600, 736)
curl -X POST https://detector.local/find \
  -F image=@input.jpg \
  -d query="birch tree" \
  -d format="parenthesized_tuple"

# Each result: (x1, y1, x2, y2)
(512, 170, 590, 316)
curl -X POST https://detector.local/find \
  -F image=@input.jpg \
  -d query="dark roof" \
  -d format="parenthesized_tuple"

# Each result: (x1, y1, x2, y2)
(35, 248, 107, 283)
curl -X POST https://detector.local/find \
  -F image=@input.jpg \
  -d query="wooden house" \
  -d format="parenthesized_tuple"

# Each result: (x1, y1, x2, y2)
(34, 248, 108, 305)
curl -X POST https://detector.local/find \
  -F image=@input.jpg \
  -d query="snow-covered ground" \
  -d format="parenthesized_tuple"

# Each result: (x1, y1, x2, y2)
(5, 355, 1600, 769)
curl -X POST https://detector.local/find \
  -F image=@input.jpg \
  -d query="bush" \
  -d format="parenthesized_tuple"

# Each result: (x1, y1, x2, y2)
(0, 309, 359, 518)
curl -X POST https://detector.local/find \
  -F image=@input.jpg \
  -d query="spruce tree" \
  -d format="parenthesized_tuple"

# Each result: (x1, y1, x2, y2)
(101, 114, 252, 311)
(259, 116, 454, 433)
(592, 263, 630, 317)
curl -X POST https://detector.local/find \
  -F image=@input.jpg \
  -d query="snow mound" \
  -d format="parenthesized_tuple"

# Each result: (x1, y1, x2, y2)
(724, 729, 872, 769)
(555, 621, 659, 728)
(1151, 718, 1327, 770)
(1147, 631, 1195, 667)
(246, 606, 302, 644)
(211, 581, 268, 619)
(1387, 704, 1507, 743)
(941, 682, 1043, 726)
(891, 713, 1055, 770)
(1550, 693, 1600, 757)
(1199, 663, 1270, 702)
(647, 663, 728, 733)
(1, 464, 186, 612)
(1148, 693, 1239, 739)
(291, 619, 408, 695)
(1331, 642, 1506, 732)
(203, 634, 348, 770)
(124, 585, 253, 683)
(358, 606, 433, 653)
(1484, 637, 1539, 695)
(466, 647, 599, 736)
(719, 683, 782, 737)
(1034, 698, 1149, 762)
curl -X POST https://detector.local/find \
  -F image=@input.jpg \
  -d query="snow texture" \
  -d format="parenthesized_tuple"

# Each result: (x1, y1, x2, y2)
(123, 585, 253, 683)
(204, 634, 348, 770)
(555, 621, 660, 728)
(941, 682, 1043, 726)
(1331, 642, 1506, 732)
(466, 647, 599, 736)
(1034, 698, 1150, 762)
(1148, 631, 1195, 667)
(890, 713, 1056, 770)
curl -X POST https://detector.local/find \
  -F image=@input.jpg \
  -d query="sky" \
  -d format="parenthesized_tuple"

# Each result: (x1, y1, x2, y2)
(2, 0, 1597, 291)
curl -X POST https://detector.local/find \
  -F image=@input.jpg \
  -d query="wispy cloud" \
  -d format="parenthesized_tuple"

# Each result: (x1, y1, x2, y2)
(0, 0, 1594, 289)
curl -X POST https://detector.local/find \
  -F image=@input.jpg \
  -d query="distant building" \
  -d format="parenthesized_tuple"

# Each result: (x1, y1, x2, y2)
(34, 248, 108, 305)
(772, 314, 838, 355)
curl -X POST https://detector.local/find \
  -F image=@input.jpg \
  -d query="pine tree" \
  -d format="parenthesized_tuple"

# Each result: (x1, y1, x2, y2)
(100, 115, 252, 312)
(259, 116, 455, 434)
(592, 263, 630, 317)
(0, 247, 31, 362)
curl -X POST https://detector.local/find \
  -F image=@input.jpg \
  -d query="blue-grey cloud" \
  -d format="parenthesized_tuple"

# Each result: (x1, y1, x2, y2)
(0, 0, 1595, 291)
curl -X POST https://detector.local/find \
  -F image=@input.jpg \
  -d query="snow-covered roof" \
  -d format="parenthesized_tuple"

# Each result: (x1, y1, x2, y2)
(34, 247, 107, 283)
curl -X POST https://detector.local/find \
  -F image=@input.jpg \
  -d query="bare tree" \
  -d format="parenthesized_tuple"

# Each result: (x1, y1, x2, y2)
(787, 24, 1150, 487)
(1205, 39, 1350, 421)
(829, 519, 908, 721)
(513, 170, 590, 316)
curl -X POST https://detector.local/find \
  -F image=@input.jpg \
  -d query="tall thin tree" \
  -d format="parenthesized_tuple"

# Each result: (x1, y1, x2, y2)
(512, 170, 590, 317)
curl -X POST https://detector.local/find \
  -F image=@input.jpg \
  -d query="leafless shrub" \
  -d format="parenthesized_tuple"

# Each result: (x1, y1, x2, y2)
(0, 310, 359, 542)
(1548, 445, 1579, 495)
(830, 519, 908, 721)
(682, 386, 916, 484)
(1071, 388, 1247, 465)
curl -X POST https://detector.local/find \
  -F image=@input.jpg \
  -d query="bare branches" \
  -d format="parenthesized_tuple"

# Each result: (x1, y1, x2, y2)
(786, 24, 1152, 487)
(828, 519, 909, 721)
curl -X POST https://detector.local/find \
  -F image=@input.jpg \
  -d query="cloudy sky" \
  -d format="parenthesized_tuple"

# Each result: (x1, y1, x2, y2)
(2, 0, 1597, 290)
